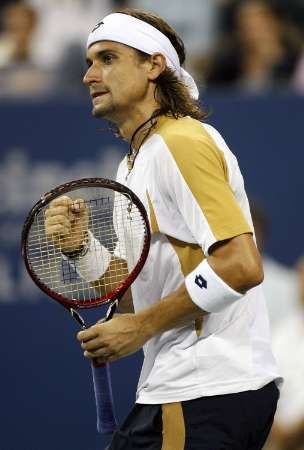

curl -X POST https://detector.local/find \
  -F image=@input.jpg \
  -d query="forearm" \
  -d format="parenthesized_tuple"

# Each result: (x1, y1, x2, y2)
(65, 230, 129, 291)
(117, 287, 134, 313)
(91, 255, 129, 295)
(77, 235, 264, 363)
(92, 256, 133, 312)
(135, 235, 263, 338)
(67, 239, 134, 310)
(136, 282, 206, 340)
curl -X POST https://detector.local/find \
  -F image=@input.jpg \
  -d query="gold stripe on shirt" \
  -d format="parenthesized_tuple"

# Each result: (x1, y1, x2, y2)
(165, 236, 204, 337)
(161, 403, 185, 450)
(195, 317, 203, 337)
(146, 190, 160, 233)
(165, 235, 204, 276)
(154, 116, 252, 241)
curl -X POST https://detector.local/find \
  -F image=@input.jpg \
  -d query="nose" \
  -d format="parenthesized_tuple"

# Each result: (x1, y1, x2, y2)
(83, 63, 102, 86)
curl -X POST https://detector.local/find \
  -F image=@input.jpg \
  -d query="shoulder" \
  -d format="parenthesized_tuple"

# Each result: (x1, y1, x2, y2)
(155, 115, 211, 146)
(153, 116, 229, 176)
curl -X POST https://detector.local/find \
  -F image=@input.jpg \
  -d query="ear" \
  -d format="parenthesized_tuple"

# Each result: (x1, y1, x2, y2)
(147, 53, 166, 81)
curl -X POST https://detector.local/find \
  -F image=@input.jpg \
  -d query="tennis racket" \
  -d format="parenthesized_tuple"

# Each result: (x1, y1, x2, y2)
(21, 177, 150, 434)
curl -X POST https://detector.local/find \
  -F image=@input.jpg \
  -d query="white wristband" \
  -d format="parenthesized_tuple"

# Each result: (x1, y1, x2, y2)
(64, 231, 111, 282)
(185, 259, 243, 313)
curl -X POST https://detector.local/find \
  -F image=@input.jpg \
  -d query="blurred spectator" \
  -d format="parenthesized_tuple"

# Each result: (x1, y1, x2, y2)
(25, 0, 111, 70)
(0, 2, 52, 96)
(0, 2, 36, 67)
(125, 0, 221, 85)
(292, 53, 304, 93)
(0, 0, 21, 31)
(206, 0, 302, 91)
(266, 258, 304, 450)
(219, 0, 304, 40)
(250, 200, 298, 332)
(20, 0, 113, 95)
(273, 0, 304, 37)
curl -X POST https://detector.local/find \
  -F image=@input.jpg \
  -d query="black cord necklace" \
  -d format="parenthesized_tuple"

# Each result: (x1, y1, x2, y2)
(126, 112, 161, 177)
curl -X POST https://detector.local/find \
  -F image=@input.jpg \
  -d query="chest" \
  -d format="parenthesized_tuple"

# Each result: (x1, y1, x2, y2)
(119, 151, 196, 243)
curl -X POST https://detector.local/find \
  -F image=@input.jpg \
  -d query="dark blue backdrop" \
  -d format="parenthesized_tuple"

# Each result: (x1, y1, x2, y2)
(0, 92, 303, 450)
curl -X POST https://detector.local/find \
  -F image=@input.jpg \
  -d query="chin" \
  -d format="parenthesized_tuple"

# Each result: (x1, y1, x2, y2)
(92, 104, 114, 120)
(92, 106, 105, 118)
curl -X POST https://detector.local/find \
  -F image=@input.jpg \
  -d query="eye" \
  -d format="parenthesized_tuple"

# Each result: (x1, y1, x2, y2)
(102, 53, 114, 64)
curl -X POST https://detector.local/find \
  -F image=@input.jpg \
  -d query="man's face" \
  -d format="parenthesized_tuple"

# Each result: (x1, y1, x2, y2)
(83, 41, 151, 122)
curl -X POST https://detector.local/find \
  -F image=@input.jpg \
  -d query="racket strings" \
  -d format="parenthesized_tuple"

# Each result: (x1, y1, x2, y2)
(26, 188, 147, 303)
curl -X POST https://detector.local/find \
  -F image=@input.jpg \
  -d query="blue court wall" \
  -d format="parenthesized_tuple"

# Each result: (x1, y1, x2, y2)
(0, 92, 303, 450)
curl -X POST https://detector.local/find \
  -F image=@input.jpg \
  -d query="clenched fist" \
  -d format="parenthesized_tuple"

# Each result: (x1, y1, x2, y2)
(44, 195, 89, 253)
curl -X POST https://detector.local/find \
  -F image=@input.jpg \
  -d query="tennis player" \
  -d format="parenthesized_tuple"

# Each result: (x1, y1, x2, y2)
(50, 8, 282, 449)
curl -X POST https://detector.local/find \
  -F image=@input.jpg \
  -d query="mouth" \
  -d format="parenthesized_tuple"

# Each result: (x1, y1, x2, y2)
(91, 92, 108, 100)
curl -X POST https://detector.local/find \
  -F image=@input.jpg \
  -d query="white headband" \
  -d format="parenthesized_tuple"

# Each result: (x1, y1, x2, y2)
(87, 13, 199, 100)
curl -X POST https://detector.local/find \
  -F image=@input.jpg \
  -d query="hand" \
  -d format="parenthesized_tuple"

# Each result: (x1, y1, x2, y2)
(76, 314, 148, 364)
(44, 195, 88, 252)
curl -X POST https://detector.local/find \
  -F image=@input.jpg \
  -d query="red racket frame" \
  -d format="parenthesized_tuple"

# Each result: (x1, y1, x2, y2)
(21, 177, 151, 310)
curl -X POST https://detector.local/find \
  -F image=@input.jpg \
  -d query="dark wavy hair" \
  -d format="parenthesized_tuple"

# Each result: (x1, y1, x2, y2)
(116, 8, 207, 121)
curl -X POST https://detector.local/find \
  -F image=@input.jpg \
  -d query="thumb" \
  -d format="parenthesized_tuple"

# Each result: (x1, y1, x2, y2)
(71, 198, 86, 214)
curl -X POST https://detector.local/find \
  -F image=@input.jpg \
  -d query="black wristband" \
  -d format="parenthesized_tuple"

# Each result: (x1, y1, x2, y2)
(61, 232, 90, 260)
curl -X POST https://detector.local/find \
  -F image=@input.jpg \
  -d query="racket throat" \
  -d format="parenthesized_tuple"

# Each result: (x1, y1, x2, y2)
(105, 299, 118, 321)
(70, 299, 118, 329)
(70, 308, 86, 329)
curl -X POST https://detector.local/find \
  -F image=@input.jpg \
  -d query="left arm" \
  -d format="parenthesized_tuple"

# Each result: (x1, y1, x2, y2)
(77, 232, 263, 363)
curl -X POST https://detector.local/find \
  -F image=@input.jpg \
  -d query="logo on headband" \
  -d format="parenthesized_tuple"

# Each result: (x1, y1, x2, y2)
(91, 21, 104, 33)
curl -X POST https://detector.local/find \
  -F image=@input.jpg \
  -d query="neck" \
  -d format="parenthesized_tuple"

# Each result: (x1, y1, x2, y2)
(117, 102, 160, 148)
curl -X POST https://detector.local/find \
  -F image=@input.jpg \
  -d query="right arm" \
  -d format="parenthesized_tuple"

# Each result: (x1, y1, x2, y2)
(44, 195, 134, 312)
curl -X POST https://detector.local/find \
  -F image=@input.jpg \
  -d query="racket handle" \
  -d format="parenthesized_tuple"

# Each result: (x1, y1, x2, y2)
(91, 362, 118, 434)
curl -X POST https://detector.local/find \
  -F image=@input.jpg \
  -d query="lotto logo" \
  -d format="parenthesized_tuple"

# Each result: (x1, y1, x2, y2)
(195, 274, 207, 289)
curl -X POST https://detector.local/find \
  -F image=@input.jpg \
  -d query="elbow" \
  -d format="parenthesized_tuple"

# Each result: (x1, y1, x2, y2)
(208, 234, 264, 294)
(246, 263, 264, 289)
(238, 258, 264, 293)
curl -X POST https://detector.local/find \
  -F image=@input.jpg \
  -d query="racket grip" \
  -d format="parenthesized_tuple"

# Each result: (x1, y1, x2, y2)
(91, 362, 118, 434)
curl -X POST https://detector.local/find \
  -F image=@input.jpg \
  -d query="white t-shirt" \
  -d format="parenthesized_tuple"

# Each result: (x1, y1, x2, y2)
(116, 115, 281, 404)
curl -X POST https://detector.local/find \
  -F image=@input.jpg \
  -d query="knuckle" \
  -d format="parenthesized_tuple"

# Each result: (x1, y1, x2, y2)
(73, 198, 85, 210)
(59, 195, 72, 203)
(51, 196, 72, 207)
